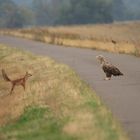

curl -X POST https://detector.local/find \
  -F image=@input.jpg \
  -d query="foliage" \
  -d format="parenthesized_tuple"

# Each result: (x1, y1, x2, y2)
(112, 0, 126, 21)
(0, 0, 32, 28)
(0, 0, 140, 27)
(32, 0, 113, 25)
(0, 106, 76, 140)
(58, 0, 113, 24)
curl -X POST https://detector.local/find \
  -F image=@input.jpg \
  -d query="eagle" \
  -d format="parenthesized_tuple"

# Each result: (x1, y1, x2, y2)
(96, 55, 123, 80)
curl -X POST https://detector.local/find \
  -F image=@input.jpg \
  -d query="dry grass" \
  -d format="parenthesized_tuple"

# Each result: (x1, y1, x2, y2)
(0, 44, 129, 140)
(1, 21, 140, 56)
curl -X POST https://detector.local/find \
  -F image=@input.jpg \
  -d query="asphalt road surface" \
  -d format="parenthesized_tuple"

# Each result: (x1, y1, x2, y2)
(0, 36, 140, 140)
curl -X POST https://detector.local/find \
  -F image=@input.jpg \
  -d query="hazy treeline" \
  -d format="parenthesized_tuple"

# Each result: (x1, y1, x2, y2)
(0, 0, 140, 28)
(0, 0, 34, 28)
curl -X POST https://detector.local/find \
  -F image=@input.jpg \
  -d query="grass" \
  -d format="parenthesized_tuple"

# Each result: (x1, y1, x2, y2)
(0, 44, 129, 140)
(0, 21, 140, 56)
(0, 106, 76, 140)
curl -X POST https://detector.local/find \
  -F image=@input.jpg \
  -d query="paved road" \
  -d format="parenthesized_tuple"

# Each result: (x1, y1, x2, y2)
(0, 36, 140, 140)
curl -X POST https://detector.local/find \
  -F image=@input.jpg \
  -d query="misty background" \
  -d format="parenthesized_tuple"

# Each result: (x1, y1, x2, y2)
(0, 0, 140, 28)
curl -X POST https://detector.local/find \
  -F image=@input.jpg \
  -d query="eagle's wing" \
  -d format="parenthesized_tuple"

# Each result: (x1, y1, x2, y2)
(102, 63, 123, 77)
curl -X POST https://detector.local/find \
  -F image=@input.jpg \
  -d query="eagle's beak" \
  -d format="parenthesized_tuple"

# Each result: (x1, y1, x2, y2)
(96, 56, 99, 60)
(96, 56, 101, 64)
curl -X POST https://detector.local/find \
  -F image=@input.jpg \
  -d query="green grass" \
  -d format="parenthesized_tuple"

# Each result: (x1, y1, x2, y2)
(0, 104, 121, 140)
(0, 106, 76, 140)
(0, 44, 129, 140)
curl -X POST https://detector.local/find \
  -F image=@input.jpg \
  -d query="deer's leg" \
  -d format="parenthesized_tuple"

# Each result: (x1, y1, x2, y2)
(21, 82, 25, 91)
(10, 84, 15, 95)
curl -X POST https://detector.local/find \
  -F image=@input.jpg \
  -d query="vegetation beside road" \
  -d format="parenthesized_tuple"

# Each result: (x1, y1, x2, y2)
(1, 21, 140, 56)
(0, 44, 129, 140)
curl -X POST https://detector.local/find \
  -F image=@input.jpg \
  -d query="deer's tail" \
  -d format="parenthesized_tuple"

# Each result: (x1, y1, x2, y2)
(2, 69, 11, 82)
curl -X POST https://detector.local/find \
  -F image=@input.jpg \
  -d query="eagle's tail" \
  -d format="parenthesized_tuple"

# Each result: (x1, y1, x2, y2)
(119, 72, 124, 76)
(113, 71, 124, 76)
(2, 69, 11, 82)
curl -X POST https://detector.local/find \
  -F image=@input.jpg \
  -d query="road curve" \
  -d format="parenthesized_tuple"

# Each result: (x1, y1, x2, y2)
(0, 36, 140, 140)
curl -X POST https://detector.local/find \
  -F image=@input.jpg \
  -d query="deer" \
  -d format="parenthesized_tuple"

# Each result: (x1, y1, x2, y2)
(2, 69, 32, 95)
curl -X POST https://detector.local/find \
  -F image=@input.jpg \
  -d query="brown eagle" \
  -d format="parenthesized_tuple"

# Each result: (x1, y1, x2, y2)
(96, 55, 123, 80)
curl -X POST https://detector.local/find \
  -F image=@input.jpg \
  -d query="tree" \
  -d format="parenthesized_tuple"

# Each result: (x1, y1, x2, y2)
(32, 0, 50, 25)
(0, 0, 28, 28)
(58, 0, 113, 25)
(32, 0, 64, 25)
(112, 0, 125, 21)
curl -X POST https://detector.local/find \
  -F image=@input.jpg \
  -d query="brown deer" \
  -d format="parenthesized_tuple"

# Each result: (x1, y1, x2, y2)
(2, 69, 32, 95)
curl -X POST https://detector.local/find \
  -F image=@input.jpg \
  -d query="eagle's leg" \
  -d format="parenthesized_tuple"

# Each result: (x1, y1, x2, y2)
(104, 73, 111, 80)
(104, 77, 111, 80)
